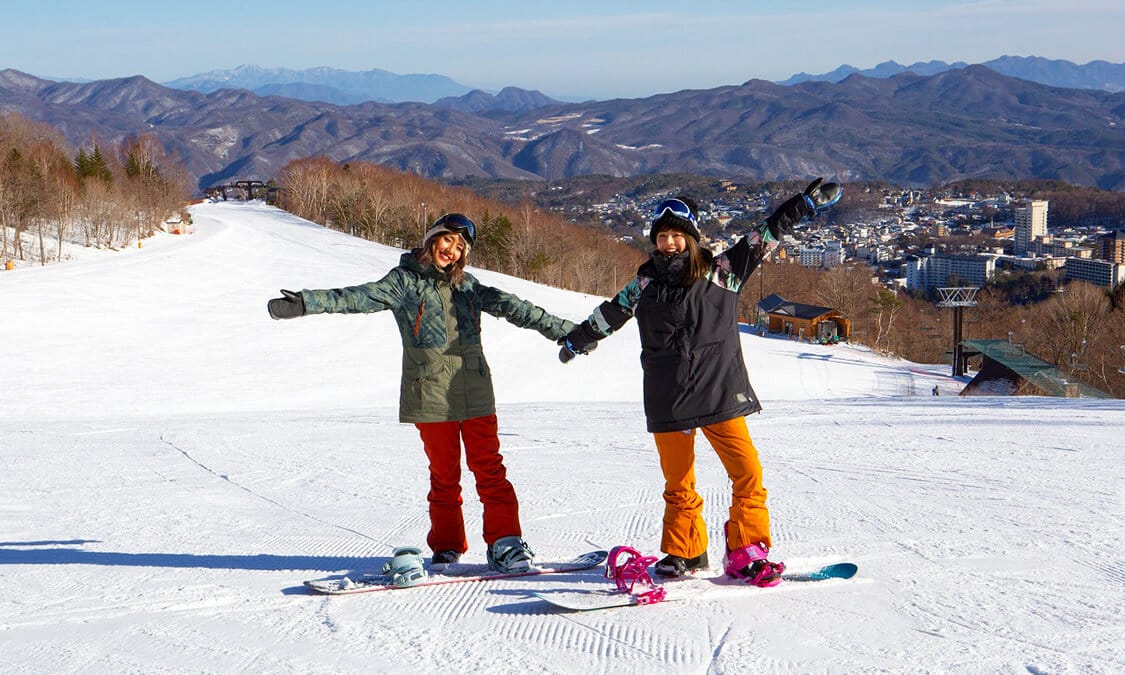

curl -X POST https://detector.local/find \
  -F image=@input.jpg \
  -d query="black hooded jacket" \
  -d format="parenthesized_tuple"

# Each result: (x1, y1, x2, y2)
(585, 236, 768, 432)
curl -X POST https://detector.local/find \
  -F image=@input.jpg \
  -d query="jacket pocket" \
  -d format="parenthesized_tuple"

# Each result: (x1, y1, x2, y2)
(403, 358, 444, 415)
(466, 352, 491, 378)
(462, 352, 496, 414)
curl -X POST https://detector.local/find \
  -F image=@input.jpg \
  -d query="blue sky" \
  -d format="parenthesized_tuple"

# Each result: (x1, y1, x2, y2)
(4, 1, 1123, 99)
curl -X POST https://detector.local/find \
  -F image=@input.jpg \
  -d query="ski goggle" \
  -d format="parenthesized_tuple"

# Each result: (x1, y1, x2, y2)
(431, 213, 476, 246)
(652, 199, 697, 226)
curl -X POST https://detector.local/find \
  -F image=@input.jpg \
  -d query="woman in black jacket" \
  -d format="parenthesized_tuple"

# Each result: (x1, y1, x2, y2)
(561, 180, 840, 586)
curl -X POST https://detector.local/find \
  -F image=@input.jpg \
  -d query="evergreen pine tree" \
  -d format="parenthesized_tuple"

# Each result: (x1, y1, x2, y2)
(125, 150, 142, 178)
(74, 148, 90, 179)
(88, 145, 112, 185)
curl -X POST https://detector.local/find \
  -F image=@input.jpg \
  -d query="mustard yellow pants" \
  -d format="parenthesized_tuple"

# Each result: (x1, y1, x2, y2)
(654, 416, 772, 558)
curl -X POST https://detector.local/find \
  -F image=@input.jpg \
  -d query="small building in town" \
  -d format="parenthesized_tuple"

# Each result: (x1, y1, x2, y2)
(755, 293, 851, 343)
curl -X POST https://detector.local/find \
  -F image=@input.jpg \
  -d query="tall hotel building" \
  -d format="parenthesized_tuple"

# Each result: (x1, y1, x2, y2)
(1014, 200, 1048, 255)
(1101, 229, 1125, 264)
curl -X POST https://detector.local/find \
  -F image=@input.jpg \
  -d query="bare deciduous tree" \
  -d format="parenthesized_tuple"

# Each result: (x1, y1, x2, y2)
(275, 157, 643, 298)
(870, 288, 904, 354)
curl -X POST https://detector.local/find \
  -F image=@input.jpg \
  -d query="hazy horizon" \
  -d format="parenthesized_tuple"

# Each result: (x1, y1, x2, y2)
(3, 1, 1123, 100)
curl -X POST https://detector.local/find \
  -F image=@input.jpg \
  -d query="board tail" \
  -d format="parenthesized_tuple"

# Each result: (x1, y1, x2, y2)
(783, 562, 858, 582)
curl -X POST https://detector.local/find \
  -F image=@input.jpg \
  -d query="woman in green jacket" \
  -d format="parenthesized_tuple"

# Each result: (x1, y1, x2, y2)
(268, 214, 574, 573)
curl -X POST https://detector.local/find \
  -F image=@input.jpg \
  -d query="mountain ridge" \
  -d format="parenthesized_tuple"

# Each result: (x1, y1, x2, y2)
(778, 55, 1125, 92)
(163, 64, 474, 105)
(2, 65, 1122, 191)
(160, 56, 1125, 105)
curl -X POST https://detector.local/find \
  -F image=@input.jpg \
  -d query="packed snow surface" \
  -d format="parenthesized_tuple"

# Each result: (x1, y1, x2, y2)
(2, 201, 1122, 673)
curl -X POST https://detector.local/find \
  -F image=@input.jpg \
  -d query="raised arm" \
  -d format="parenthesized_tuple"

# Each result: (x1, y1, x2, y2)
(722, 177, 842, 284)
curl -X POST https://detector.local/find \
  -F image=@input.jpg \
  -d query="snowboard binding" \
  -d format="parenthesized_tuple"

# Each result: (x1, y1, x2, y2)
(723, 542, 785, 588)
(605, 545, 666, 605)
(381, 546, 428, 588)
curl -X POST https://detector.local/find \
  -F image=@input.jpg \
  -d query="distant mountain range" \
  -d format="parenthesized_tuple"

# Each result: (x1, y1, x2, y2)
(163, 64, 478, 105)
(162, 64, 566, 113)
(157, 57, 1124, 108)
(778, 55, 1125, 92)
(1, 63, 1122, 191)
(434, 86, 562, 113)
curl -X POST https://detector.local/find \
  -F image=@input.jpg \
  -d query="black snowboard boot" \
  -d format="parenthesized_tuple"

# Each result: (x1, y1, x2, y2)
(430, 550, 461, 571)
(654, 552, 709, 577)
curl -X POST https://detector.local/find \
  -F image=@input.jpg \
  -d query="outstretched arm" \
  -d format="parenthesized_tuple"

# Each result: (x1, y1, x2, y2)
(476, 283, 576, 340)
(267, 269, 407, 319)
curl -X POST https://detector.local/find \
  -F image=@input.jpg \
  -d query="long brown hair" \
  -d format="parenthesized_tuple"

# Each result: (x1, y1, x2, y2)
(417, 233, 468, 286)
(681, 235, 711, 285)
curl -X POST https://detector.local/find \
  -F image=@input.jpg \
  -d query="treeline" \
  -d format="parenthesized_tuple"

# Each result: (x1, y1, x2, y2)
(0, 112, 190, 265)
(745, 261, 1125, 398)
(275, 157, 644, 298)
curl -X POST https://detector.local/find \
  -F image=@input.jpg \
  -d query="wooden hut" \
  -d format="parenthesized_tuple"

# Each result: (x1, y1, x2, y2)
(756, 293, 851, 343)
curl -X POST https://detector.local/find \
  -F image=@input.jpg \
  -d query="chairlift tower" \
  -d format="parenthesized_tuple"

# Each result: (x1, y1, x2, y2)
(936, 287, 979, 377)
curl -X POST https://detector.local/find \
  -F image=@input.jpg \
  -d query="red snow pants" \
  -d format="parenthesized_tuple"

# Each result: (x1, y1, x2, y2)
(415, 413, 521, 553)
(653, 416, 772, 559)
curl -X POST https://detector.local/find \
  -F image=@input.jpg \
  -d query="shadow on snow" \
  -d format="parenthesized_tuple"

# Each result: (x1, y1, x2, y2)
(0, 541, 385, 574)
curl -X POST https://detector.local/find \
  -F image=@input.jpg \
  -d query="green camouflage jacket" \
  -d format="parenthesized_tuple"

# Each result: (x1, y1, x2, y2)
(299, 251, 574, 423)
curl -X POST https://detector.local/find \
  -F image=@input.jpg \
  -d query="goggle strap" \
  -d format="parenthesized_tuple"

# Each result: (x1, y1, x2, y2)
(653, 200, 697, 225)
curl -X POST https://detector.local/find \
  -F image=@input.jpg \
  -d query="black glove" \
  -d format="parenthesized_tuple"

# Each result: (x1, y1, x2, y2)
(557, 321, 600, 363)
(267, 289, 306, 320)
(764, 177, 842, 240)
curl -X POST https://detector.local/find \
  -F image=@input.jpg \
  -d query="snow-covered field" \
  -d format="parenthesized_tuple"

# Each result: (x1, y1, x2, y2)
(2, 201, 1122, 674)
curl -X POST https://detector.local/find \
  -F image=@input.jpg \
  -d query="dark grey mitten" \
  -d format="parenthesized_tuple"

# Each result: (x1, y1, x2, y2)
(267, 289, 306, 320)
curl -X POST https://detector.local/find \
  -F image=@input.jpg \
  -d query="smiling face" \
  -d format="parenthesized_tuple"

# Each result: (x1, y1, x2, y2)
(429, 232, 466, 269)
(655, 228, 689, 255)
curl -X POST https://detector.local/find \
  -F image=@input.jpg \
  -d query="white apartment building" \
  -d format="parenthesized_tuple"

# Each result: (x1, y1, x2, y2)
(1014, 200, 1048, 255)
(906, 253, 997, 291)
(1064, 257, 1125, 288)
(799, 246, 825, 268)
(854, 244, 895, 263)
(1035, 235, 1093, 259)
(799, 240, 844, 269)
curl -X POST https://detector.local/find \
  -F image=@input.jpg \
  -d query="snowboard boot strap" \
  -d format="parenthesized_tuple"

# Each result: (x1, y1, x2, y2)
(606, 545, 666, 605)
(488, 536, 535, 573)
(723, 543, 785, 588)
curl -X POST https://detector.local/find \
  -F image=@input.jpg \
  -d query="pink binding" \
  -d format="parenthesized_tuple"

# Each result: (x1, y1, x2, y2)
(723, 543, 784, 587)
(605, 546, 666, 605)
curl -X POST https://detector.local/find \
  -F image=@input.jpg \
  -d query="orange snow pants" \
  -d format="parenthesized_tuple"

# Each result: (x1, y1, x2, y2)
(415, 414, 521, 553)
(653, 416, 772, 559)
